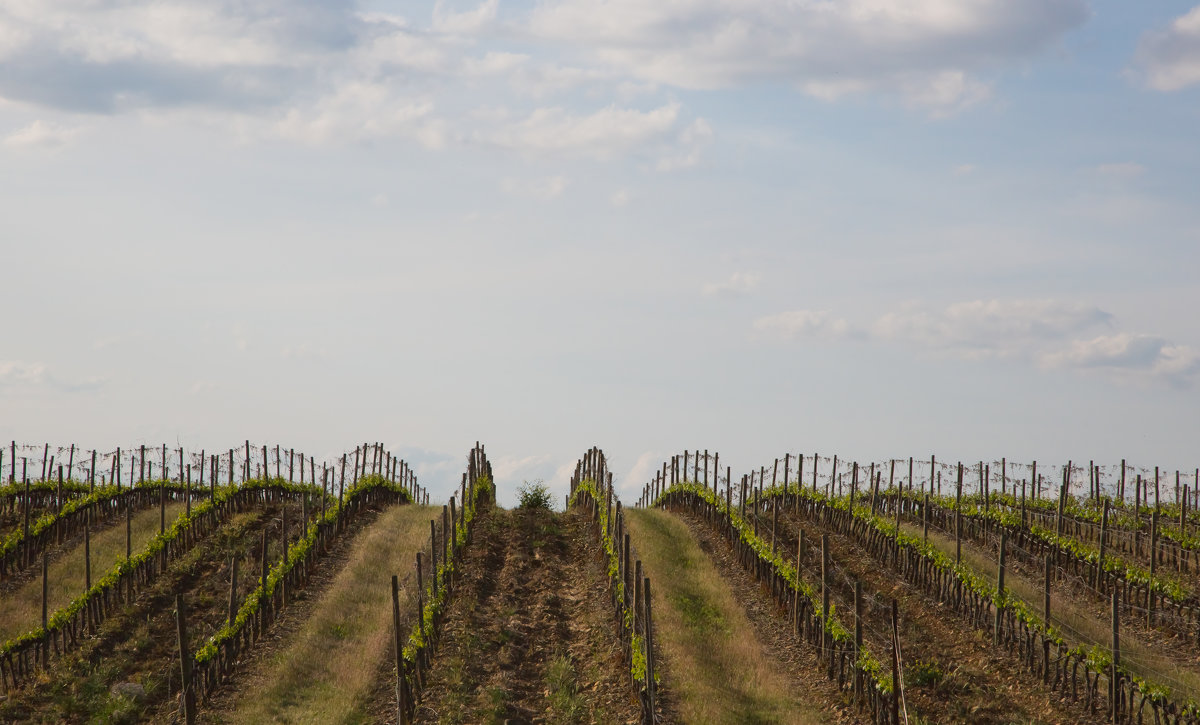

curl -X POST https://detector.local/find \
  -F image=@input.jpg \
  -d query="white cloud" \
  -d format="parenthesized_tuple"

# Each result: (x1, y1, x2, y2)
(1136, 6, 1200, 91)
(526, 0, 1086, 112)
(656, 117, 713, 171)
(3, 120, 79, 149)
(872, 299, 1111, 353)
(271, 83, 442, 146)
(492, 453, 554, 481)
(703, 271, 760, 298)
(754, 309, 854, 339)
(500, 175, 570, 200)
(621, 450, 663, 493)
(432, 0, 499, 35)
(480, 103, 680, 158)
(0, 360, 47, 386)
(1042, 334, 1200, 385)
(758, 298, 1200, 386)
(953, 163, 977, 175)
(0, 360, 103, 392)
(610, 188, 631, 207)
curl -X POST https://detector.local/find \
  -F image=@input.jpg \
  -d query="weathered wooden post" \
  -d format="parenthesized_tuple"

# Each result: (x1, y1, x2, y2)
(956, 463, 963, 565)
(85, 512, 92, 591)
(854, 580, 863, 701)
(644, 577, 657, 717)
(1096, 500, 1110, 591)
(1148, 510, 1158, 627)
(995, 533, 1007, 645)
(1111, 589, 1120, 724)
(392, 574, 409, 724)
(228, 557, 239, 626)
(891, 599, 901, 724)
(259, 530, 269, 634)
(821, 534, 830, 656)
(41, 551, 49, 668)
(1044, 554, 1052, 625)
(175, 594, 196, 724)
(923, 492, 929, 542)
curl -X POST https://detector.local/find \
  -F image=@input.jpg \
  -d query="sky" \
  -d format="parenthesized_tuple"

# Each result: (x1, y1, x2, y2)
(1, 0, 1199, 507)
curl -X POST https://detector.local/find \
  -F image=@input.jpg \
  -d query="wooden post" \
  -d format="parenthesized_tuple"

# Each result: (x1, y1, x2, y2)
(854, 580, 863, 700)
(922, 492, 929, 542)
(259, 530, 269, 633)
(1044, 554, 1052, 625)
(430, 520, 438, 590)
(41, 551, 49, 668)
(771, 495, 778, 556)
(22, 469, 30, 567)
(821, 534, 830, 653)
(1096, 500, 1110, 591)
(176, 594, 196, 725)
(644, 577, 656, 717)
(955, 463, 963, 565)
(1148, 510, 1158, 627)
(85, 513, 92, 591)
(995, 533, 1006, 645)
(228, 557, 239, 625)
(281, 505, 289, 605)
(850, 461, 858, 509)
(1112, 589, 1120, 724)
(929, 454, 936, 495)
(56, 466, 63, 545)
(126, 494, 133, 603)
(392, 574, 409, 724)
(891, 599, 901, 724)
(1056, 464, 1069, 537)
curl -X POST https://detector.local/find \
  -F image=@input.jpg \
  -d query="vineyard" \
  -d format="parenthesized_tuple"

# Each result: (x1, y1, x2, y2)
(0, 442, 1198, 724)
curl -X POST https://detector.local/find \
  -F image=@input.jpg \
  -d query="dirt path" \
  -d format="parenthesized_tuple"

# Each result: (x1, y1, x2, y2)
(626, 508, 842, 725)
(411, 507, 639, 725)
(0, 501, 188, 640)
(198, 504, 432, 724)
(755, 507, 1093, 725)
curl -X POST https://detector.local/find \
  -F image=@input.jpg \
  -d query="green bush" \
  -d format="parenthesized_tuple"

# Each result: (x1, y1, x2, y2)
(517, 480, 552, 510)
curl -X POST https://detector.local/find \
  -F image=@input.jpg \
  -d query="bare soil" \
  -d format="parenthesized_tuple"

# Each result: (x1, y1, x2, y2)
(407, 507, 640, 725)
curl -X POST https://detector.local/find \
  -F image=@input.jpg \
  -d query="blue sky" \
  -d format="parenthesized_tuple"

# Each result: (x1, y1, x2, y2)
(2, 0, 1198, 506)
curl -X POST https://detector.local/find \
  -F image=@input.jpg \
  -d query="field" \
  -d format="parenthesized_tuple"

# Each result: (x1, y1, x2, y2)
(1, 443, 1198, 724)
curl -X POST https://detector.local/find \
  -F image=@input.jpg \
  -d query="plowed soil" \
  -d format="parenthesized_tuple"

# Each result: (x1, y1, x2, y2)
(409, 507, 640, 725)
(752, 503, 1094, 724)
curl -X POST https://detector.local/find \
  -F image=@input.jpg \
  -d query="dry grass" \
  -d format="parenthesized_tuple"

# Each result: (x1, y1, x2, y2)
(625, 509, 826, 725)
(0, 501, 187, 642)
(902, 520, 1200, 702)
(216, 504, 432, 724)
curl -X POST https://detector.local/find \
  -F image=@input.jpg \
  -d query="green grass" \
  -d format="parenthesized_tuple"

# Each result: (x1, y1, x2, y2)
(625, 508, 829, 725)
(545, 651, 587, 725)
(0, 501, 187, 642)
(211, 504, 433, 724)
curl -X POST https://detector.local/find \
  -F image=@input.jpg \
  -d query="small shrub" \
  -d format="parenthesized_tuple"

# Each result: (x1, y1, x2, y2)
(907, 659, 946, 687)
(517, 480, 553, 510)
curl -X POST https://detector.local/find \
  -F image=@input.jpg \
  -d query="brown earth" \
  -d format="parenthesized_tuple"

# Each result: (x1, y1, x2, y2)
(406, 506, 640, 725)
